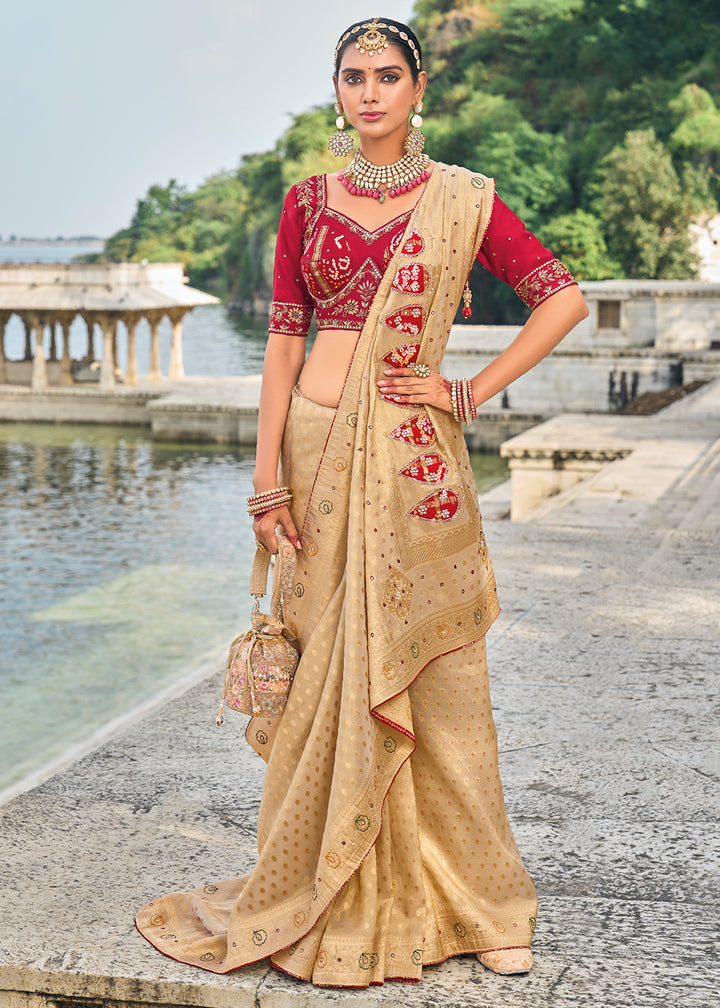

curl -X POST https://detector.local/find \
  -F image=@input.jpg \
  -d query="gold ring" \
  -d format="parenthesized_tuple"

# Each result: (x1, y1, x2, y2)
(413, 363, 431, 378)
(255, 541, 267, 552)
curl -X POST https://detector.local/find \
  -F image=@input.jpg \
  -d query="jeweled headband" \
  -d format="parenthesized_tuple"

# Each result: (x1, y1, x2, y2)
(333, 18, 422, 72)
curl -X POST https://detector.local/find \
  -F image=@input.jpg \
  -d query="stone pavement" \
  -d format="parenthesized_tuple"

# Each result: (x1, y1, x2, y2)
(1, 383, 719, 1008)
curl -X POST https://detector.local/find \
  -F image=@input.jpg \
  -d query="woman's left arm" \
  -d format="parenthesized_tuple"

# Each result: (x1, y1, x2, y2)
(377, 284, 588, 411)
(470, 284, 588, 408)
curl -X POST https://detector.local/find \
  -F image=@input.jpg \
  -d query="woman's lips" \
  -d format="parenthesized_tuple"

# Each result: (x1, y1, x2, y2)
(360, 112, 385, 121)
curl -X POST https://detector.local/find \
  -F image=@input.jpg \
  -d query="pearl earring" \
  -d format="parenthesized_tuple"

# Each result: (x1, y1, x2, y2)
(328, 102, 353, 158)
(404, 101, 425, 158)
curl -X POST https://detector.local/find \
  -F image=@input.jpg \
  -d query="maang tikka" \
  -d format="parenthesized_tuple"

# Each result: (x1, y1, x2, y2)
(404, 101, 425, 158)
(328, 102, 353, 158)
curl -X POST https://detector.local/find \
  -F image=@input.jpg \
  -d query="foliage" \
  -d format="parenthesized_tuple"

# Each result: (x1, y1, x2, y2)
(98, 0, 720, 310)
(590, 130, 698, 279)
(537, 211, 619, 280)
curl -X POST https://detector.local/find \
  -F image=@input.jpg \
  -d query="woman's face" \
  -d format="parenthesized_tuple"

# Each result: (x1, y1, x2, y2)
(335, 42, 426, 149)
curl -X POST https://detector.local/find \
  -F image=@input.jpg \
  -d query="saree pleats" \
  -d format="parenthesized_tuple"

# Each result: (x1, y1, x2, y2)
(135, 166, 538, 986)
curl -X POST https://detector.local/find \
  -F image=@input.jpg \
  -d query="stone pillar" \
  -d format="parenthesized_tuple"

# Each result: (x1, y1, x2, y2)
(0, 312, 9, 385)
(168, 308, 186, 379)
(49, 320, 58, 362)
(23, 318, 32, 361)
(82, 314, 95, 362)
(148, 313, 162, 382)
(59, 315, 73, 386)
(31, 316, 48, 390)
(112, 320, 120, 378)
(125, 315, 140, 387)
(99, 316, 115, 389)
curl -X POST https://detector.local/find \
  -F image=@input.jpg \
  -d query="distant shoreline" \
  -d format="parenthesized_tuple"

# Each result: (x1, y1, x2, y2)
(0, 239, 104, 247)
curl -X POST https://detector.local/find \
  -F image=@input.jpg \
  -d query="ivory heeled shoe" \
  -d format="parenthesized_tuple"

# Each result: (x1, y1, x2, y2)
(477, 948, 534, 975)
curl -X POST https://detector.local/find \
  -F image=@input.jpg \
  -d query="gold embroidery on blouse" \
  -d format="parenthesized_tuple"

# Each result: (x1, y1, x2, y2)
(515, 258, 576, 310)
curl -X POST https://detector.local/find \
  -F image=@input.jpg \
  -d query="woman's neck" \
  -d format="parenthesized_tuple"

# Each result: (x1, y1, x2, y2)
(357, 137, 408, 166)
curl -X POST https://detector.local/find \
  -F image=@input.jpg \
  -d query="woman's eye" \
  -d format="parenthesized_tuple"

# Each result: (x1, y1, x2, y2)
(381, 74, 399, 82)
(344, 74, 362, 84)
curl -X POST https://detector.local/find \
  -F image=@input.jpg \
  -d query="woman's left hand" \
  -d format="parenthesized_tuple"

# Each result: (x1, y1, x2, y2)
(377, 367, 453, 412)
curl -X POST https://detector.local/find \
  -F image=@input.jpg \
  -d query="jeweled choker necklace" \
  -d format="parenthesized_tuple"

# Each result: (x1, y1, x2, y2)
(339, 151, 431, 203)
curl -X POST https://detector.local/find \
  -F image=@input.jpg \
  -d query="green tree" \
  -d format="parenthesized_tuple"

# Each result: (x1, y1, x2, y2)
(538, 210, 620, 280)
(591, 129, 697, 279)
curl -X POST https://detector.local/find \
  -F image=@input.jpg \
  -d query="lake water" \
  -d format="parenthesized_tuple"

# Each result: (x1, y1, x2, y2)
(0, 245, 508, 798)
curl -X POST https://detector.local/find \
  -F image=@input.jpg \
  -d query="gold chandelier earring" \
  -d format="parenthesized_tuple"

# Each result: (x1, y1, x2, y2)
(404, 101, 425, 158)
(328, 102, 353, 157)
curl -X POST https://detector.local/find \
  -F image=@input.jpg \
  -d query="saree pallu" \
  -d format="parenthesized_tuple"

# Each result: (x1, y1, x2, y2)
(136, 165, 538, 986)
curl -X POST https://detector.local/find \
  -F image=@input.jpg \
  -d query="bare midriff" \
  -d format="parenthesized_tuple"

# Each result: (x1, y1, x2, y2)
(298, 328, 363, 408)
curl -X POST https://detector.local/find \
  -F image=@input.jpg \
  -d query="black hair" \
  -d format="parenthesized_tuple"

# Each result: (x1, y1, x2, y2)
(334, 17, 423, 83)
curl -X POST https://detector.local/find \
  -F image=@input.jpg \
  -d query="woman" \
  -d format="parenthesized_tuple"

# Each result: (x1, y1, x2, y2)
(136, 16, 588, 987)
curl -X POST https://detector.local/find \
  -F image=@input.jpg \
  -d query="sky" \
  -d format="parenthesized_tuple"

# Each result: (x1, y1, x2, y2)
(1, 0, 415, 239)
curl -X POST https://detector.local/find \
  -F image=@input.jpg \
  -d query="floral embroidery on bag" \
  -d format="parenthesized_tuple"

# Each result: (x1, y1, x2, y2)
(409, 488, 460, 522)
(383, 570, 413, 619)
(389, 414, 436, 446)
(399, 452, 449, 484)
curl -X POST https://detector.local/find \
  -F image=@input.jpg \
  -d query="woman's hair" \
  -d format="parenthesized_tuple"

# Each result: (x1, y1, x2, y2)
(333, 17, 423, 83)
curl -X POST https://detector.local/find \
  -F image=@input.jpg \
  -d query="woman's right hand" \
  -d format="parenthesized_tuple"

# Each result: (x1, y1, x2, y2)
(253, 506, 301, 555)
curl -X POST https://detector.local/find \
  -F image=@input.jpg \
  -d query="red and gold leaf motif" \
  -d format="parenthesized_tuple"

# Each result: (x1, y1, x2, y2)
(381, 343, 420, 368)
(392, 263, 428, 294)
(389, 414, 436, 446)
(409, 488, 460, 522)
(400, 453, 449, 484)
(382, 305, 424, 337)
(401, 230, 425, 256)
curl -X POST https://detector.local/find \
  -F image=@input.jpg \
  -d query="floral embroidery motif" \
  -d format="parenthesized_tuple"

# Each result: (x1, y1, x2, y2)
(294, 912, 306, 928)
(199, 952, 217, 961)
(317, 950, 328, 968)
(381, 343, 420, 368)
(454, 922, 467, 937)
(436, 622, 449, 640)
(515, 258, 576, 310)
(493, 920, 506, 933)
(412, 949, 423, 965)
(203, 885, 218, 894)
(389, 414, 435, 446)
(325, 851, 341, 868)
(383, 569, 413, 619)
(399, 452, 449, 484)
(149, 913, 166, 928)
(409, 488, 460, 522)
(359, 952, 380, 969)
(333, 456, 347, 471)
(401, 230, 425, 256)
(392, 263, 428, 294)
(410, 641, 420, 658)
(384, 737, 397, 753)
(318, 499, 333, 514)
(252, 929, 268, 946)
(382, 305, 424, 337)
(269, 301, 313, 336)
(355, 814, 371, 832)
(255, 728, 269, 745)
(383, 660, 398, 681)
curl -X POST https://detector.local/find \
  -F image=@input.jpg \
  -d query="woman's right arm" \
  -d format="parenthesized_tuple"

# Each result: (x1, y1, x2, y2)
(252, 333, 306, 553)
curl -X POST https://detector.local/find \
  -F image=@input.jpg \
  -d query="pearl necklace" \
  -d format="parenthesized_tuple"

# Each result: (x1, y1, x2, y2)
(339, 151, 431, 203)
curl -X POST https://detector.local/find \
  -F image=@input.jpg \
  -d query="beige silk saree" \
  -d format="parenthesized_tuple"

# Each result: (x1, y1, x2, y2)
(136, 164, 538, 986)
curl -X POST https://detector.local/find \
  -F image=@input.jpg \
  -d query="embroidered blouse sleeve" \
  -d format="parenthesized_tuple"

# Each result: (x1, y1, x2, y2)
(476, 192, 577, 310)
(268, 185, 314, 337)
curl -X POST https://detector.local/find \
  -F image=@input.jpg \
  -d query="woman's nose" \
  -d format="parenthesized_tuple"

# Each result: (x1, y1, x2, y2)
(362, 79, 378, 103)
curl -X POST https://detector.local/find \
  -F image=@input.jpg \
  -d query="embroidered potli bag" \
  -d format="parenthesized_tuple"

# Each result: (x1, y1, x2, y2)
(216, 534, 299, 755)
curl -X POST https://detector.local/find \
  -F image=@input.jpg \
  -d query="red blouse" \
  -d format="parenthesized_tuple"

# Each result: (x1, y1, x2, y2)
(268, 173, 576, 337)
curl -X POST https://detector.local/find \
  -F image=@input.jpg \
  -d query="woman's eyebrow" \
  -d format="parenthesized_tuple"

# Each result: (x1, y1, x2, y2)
(341, 65, 405, 74)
